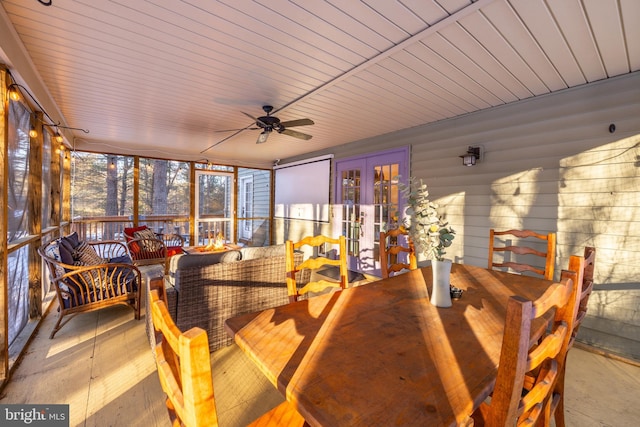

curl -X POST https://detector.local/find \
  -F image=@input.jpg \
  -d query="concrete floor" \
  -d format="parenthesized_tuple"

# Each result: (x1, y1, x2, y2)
(2, 303, 639, 426)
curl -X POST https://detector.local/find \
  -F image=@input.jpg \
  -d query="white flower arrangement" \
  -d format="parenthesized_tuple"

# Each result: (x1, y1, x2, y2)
(398, 176, 455, 262)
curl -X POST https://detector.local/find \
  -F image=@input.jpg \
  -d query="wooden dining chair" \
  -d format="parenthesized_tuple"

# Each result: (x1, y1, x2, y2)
(569, 246, 596, 348)
(285, 235, 348, 302)
(379, 228, 417, 278)
(552, 247, 595, 427)
(467, 265, 581, 426)
(149, 289, 308, 427)
(488, 229, 556, 280)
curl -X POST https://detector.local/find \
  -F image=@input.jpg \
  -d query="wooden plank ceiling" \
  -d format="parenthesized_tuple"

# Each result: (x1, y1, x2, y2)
(1, 0, 638, 167)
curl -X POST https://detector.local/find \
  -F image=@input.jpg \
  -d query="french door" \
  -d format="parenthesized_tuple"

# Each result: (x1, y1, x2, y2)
(334, 147, 409, 275)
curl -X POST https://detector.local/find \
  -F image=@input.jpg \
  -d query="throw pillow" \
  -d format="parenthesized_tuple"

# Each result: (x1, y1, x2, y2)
(44, 243, 61, 262)
(62, 232, 81, 249)
(73, 241, 107, 266)
(57, 241, 75, 265)
(240, 244, 285, 260)
(134, 228, 162, 251)
(124, 225, 149, 242)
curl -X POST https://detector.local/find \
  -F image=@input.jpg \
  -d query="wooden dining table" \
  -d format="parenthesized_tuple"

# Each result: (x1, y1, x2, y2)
(224, 263, 553, 427)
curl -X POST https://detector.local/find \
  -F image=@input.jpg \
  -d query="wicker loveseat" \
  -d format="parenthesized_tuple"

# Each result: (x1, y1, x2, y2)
(39, 233, 142, 338)
(150, 244, 304, 352)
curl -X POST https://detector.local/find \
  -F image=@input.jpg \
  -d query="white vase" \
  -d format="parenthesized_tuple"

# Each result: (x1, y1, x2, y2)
(431, 259, 452, 308)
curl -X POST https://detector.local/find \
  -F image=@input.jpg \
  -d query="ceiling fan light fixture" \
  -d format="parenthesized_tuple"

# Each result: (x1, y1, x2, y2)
(257, 130, 270, 144)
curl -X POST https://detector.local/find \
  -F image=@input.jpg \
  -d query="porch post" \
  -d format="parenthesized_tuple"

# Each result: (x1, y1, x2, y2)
(28, 112, 43, 319)
(0, 65, 10, 381)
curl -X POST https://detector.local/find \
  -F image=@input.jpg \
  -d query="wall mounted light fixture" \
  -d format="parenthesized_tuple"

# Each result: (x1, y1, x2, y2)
(460, 146, 481, 166)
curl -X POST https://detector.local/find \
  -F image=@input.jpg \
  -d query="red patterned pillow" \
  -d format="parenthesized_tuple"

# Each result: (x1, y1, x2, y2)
(124, 225, 148, 242)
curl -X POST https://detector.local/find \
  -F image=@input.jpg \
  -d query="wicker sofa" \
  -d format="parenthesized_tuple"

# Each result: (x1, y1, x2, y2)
(149, 244, 304, 352)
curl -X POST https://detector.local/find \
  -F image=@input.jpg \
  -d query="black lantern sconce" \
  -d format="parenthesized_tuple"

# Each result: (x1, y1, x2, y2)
(460, 146, 481, 166)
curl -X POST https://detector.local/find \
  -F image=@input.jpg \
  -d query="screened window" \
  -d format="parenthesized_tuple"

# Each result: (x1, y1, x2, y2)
(41, 130, 52, 228)
(7, 100, 31, 242)
(139, 158, 190, 236)
(7, 98, 32, 345)
(71, 153, 134, 240)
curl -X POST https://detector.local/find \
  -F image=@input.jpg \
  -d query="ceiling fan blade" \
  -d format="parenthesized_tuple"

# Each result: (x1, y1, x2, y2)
(241, 111, 258, 121)
(279, 118, 314, 128)
(201, 128, 247, 153)
(280, 128, 313, 140)
(214, 127, 259, 133)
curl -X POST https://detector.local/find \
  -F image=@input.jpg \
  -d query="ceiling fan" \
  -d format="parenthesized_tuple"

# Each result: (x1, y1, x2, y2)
(231, 105, 314, 144)
(201, 105, 314, 153)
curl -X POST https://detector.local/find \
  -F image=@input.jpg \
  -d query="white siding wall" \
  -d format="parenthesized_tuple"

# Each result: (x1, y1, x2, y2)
(279, 71, 640, 359)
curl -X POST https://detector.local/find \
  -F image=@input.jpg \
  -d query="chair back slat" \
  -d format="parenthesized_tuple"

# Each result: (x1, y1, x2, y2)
(488, 229, 556, 280)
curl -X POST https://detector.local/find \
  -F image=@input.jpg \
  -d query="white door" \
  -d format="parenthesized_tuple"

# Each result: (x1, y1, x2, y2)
(239, 176, 254, 241)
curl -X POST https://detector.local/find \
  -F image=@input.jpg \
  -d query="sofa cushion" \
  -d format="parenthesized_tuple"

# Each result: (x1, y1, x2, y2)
(168, 250, 241, 287)
(109, 254, 133, 264)
(240, 244, 285, 260)
(170, 250, 241, 271)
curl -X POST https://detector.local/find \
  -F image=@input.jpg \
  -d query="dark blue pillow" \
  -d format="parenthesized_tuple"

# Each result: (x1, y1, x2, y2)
(57, 241, 75, 265)
(109, 254, 133, 264)
(63, 232, 81, 249)
(59, 237, 74, 254)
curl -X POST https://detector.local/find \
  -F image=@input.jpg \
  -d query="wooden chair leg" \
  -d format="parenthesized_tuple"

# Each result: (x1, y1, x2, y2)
(554, 369, 567, 427)
(49, 314, 64, 339)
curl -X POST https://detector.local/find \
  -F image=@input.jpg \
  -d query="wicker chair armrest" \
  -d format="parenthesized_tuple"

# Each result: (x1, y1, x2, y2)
(161, 233, 184, 247)
(88, 240, 130, 259)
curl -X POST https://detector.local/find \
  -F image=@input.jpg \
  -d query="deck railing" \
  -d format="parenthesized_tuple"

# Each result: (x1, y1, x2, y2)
(71, 216, 268, 246)
(71, 215, 190, 243)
